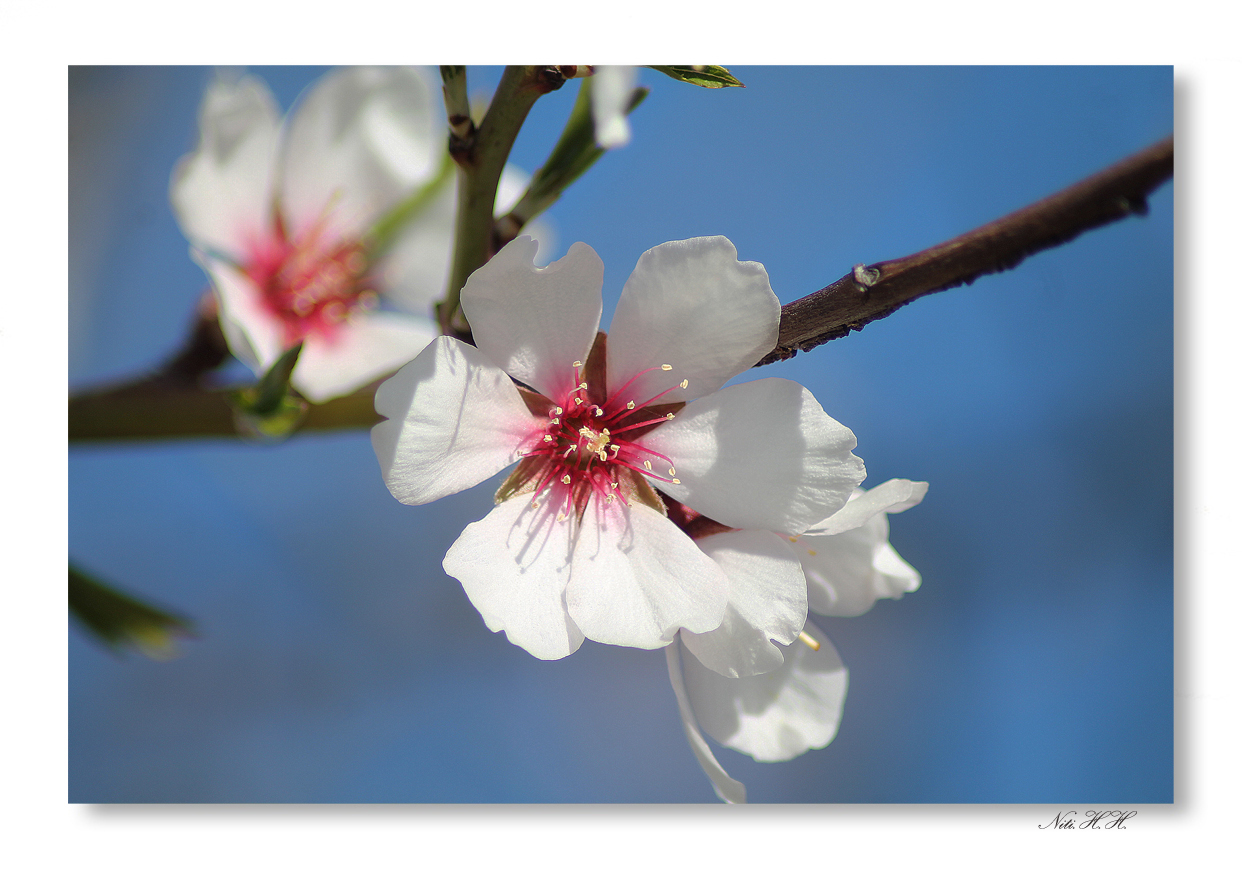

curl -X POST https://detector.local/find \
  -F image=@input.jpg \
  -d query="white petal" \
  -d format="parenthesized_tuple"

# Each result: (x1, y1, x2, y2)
(666, 641, 746, 804)
(803, 479, 929, 536)
(591, 65, 637, 149)
(798, 523, 884, 617)
(171, 73, 279, 258)
(681, 621, 848, 762)
(191, 249, 284, 376)
(644, 378, 866, 533)
(460, 238, 603, 401)
(293, 311, 437, 404)
(565, 501, 728, 650)
(682, 531, 807, 678)
(280, 66, 443, 242)
(606, 237, 779, 406)
(373, 177, 456, 317)
(796, 482, 926, 617)
(372, 336, 542, 506)
(443, 498, 584, 660)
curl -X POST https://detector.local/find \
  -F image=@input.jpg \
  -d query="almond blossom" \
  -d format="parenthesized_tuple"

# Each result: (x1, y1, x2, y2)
(372, 235, 866, 660)
(667, 478, 927, 802)
(171, 66, 451, 403)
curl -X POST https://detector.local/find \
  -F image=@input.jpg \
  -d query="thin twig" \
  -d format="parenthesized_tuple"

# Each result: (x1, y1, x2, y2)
(757, 135, 1173, 365)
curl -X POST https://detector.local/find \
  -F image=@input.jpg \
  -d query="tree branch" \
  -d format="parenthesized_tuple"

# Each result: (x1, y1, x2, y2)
(68, 136, 1172, 443)
(757, 135, 1173, 365)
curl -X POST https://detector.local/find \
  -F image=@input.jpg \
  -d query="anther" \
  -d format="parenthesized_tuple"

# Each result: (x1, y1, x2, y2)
(643, 461, 653, 471)
(543, 435, 554, 443)
(671, 478, 681, 484)
(665, 413, 675, 420)
(798, 630, 822, 651)
(679, 379, 688, 389)
(572, 361, 583, 368)
(807, 549, 818, 556)
(555, 407, 563, 415)
(561, 474, 572, 485)
(660, 364, 672, 371)
(626, 401, 635, 410)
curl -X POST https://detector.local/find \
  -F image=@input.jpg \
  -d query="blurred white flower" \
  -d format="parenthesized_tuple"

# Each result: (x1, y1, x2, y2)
(372, 235, 865, 660)
(591, 66, 638, 149)
(172, 67, 547, 404)
(668, 479, 927, 802)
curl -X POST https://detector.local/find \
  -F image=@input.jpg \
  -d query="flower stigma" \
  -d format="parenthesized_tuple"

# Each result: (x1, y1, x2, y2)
(512, 360, 689, 524)
(245, 211, 375, 345)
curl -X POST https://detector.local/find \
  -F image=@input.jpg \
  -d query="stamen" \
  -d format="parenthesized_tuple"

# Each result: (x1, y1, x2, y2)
(798, 630, 822, 651)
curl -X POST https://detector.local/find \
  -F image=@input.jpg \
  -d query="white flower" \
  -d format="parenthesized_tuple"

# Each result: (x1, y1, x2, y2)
(372, 235, 866, 660)
(171, 66, 451, 403)
(668, 479, 927, 802)
(591, 66, 638, 149)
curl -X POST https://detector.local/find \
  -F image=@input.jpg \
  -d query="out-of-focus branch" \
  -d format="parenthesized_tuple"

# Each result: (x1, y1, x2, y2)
(757, 135, 1173, 365)
(68, 136, 1173, 443)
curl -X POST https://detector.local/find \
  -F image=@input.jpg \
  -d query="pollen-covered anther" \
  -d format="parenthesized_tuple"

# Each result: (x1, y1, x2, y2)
(560, 474, 572, 485)
(572, 361, 583, 368)
(542, 434, 554, 443)
(665, 413, 675, 420)
(625, 401, 635, 410)
(679, 379, 688, 389)
(643, 460, 653, 471)
(660, 364, 672, 371)
(798, 630, 822, 651)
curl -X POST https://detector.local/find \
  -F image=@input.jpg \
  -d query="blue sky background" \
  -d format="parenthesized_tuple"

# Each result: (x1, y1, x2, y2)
(68, 65, 1173, 803)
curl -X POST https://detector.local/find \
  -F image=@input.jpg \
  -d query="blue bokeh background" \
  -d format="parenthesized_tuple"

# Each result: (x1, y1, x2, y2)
(68, 66, 1173, 803)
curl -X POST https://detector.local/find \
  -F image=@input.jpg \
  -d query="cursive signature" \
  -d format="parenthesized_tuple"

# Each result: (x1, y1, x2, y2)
(1039, 810, 1137, 830)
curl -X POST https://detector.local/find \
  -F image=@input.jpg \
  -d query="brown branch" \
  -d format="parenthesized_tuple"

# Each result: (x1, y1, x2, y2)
(69, 136, 1172, 443)
(757, 135, 1173, 366)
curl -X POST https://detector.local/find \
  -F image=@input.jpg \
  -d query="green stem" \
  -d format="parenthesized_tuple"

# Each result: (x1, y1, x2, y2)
(439, 66, 565, 336)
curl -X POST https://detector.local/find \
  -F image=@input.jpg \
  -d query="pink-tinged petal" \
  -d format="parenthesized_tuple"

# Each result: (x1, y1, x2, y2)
(171, 74, 279, 258)
(591, 66, 638, 149)
(800, 517, 922, 617)
(191, 249, 283, 375)
(460, 238, 603, 400)
(372, 336, 543, 506)
(644, 378, 865, 533)
(682, 531, 807, 678)
(606, 237, 779, 405)
(565, 501, 728, 650)
(293, 312, 437, 404)
(443, 498, 584, 660)
(681, 621, 848, 762)
(280, 66, 443, 242)
(804, 479, 928, 537)
(666, 640, 747, 804)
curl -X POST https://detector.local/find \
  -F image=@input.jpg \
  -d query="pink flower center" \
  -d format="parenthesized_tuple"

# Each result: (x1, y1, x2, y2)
(245, 215, 378, 346)
(518, 363, 687, 523)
